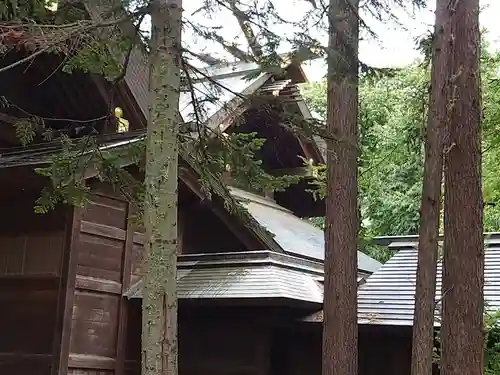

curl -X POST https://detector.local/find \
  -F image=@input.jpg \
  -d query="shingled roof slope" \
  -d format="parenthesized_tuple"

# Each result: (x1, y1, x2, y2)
(358, 234, 500, 326)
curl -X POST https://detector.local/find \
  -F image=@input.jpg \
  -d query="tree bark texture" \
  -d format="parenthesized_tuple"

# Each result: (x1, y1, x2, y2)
(322, 1, 359, 375)
(410, 1, 450, 374)
(441, 1, 484, 375)
(142, 1, 182, 375)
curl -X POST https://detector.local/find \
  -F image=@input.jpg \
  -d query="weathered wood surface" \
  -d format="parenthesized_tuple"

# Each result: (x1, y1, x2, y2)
(0, 193, 68, 375)
(68, 187, 127, 375)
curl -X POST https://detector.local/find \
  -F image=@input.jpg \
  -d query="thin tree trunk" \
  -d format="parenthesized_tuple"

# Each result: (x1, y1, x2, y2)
(441, 0, 484, 374)
(142, 1, 182, 375)
(322, 1, 359, 375)
(229, 0, 263, 60)
(410, 1, 450, 374)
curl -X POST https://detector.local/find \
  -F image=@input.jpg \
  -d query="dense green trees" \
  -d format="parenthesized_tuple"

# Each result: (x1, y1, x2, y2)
(303, 46, 500, 248)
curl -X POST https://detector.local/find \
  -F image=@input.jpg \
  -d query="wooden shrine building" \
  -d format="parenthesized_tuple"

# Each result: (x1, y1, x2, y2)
(0, 21, 382, 375)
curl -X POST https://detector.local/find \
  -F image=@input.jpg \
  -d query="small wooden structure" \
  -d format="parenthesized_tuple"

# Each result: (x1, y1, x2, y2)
(304, 234, 500, 375)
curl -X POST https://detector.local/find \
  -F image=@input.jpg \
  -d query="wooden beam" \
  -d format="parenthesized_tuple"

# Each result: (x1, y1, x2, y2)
(68, 354, 115, 370)
(90, 75, 115, 135)
(80, 220, 126, 241)
(115, 203, 135, 375)
(75, 275, 122, 295)
(296, 138, 316, 162)
(52, 206, 82, 375)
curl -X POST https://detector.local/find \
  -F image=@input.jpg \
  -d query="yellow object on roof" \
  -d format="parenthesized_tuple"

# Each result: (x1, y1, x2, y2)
(45, 1, 58, 12)
(114, 107, 129, 133)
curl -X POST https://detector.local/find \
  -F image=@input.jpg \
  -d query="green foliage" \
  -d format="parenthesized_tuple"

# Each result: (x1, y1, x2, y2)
(33, 130, 301, 218)
(0, 0, 53, 21)
(484, 310, 500, 374)
(302, 48, 500, 245)
(33, 134, 145, 214)
(14, 117, 39, 146)
(433, 309, 500, 373)
(183, 131, 302, 200)
(219, 132, 301, 193)
(303, 67, 429, 262)
(481, 46, 500, 231)
(62, 38, 123, 81)
(34, 135, 94, 213)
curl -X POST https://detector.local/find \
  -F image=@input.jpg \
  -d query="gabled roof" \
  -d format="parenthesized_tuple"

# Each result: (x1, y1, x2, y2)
(231, 187, 382, 273)
(84, 2, 325, 163)
(179, 61, 271, 126)
(357, 234, 500, 326)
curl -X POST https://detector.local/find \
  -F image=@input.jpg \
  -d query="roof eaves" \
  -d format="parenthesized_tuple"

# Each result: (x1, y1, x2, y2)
(175, 250, 324, 275)
(207, 72, 273, 133)
(124, 250, 324, 303)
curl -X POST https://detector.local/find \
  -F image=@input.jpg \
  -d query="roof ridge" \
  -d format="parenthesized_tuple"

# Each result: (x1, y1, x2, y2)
(373, 232, 500, 246)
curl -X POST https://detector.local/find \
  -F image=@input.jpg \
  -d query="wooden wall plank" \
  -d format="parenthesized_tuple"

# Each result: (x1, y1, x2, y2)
(82, 195, 127, 230)
(81, 221, 126, 241)
(0, 231, 64, 277)
(75, 276, 122, 295)
(0, 196, 66, 234)
(68, 183, 129, 375)
(129, 242, 143, 286)
(68, 369, 114, 375)
(68, 354, 116, 370)
(132, 232, 144, 245)
(76, 232, 125, 282)
(53, 207, 82, 375)
(0, 195, 66, 375)
(70, 291, 120, 358)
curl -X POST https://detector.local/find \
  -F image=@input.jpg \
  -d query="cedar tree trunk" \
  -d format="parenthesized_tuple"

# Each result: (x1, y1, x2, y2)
(410, 1, 450, 374)
(322, 1, 359, 375)
(441, 0, 484, 375)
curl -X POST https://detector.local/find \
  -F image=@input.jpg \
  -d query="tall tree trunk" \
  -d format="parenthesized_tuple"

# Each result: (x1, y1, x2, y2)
(322, 1, 359, 375)
(441, 0, 484, 375)
(142, 1, 182, 375)
(410, 1, 450, 374)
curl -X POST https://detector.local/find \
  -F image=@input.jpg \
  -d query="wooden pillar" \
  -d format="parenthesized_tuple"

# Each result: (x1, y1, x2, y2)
(52, 206, 81, 375)
(115, 203, 135, 375)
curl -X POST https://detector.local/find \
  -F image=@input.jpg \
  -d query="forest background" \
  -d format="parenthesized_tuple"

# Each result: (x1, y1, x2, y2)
(302, 42, 500, 263)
